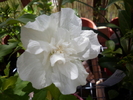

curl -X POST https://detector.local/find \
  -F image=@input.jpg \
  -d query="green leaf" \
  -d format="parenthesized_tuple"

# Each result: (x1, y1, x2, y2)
(106, 23, 120, 29)
(86, 95, 93, 100)
(126, 64, 133, 76)
(13, 76, 29, 96)
(33, 89, 47, 100)
(108, 90, 119, 99)
(0, 87, 29, 100)
(0, 14, 36, 27)
(2, 76, 18, 91)
(22, 82, 38, 93)
(0, 43, 18, 62)
(59, 94, 79, 100)
(102, 49, 114, 57)
(4, 62, 10, 77)
(0, 94, 4, 100)
(46, 91, 52, 100)
(120, 37, 128, 54)
(114, 3, 122, 9)
(114, 48, 122, 54)
(105, 40, 115, 50)
(45, 84, 61, 100)
(15, 14, 36, 24)
(0, 77, 5, 87)
(119, 10, 131, 35)
(99, 57, 117, 72)
(0, 31, 8, 37)
(124, 0, 133, 9)
(1, 88, 19, 100)
(106, 0, 123, 9)
(123, 1, 132, 14)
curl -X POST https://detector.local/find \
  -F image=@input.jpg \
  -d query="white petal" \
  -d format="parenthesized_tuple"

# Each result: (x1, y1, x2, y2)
(21, 14, 58, 48)
(52, 68, 77, 94)
(78, 30, 101, 60)
(17, 51, 52, 89)
(57, 62, 78, 80)
(26, 40, 43, 54)
(26, 40, 50, 54)
(72, 35, 90, 53)
(73, 60, 88, 84)
(51, 8, 81, 38)
(21, 27, 53, 49)
(50, 53, 65, 66)
(53, 28, 70, 42)
(52, 60, 88, 94)
(25, 14, 50, 31)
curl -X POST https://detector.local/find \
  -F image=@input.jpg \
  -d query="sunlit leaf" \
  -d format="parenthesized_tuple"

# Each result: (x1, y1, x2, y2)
(0, 14, 36, 27)
(2, 76, 18, 91)
(16, 14, 36, 24)
(106, 0, 123, 9)
(46, 91, 52, 100)
(4, 62, 10, 77)
(45, 84, 61, 100)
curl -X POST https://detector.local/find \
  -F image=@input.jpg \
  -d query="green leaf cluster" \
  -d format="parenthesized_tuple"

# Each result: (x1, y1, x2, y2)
(102, 40, 122, 57)
(97, 0, 133, 99)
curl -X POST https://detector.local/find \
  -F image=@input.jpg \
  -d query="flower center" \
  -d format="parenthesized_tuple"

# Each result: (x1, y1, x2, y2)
(54, 45, 63, 54)
(49, 38, 77, 66)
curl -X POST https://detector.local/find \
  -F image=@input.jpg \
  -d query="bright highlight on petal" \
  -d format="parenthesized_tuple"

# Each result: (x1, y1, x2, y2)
(17, 8, 101, 94)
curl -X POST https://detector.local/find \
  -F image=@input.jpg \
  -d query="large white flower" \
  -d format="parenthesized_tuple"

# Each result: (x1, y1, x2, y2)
(17, 8, 101, 94)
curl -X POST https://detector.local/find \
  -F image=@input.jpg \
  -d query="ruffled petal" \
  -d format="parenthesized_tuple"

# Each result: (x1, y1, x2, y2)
(50, 53, 65, 66)
(25, 14, 50, 31)
(26, 40, 50, 54)
(51, 8, 81, 38)
(17, 51, 52, 89)
(57, 62, 78, 80)
(72, 35, 90, 53)
(73, 60, 88, 85)
(52, 60, 88, 94)
(52, 68, 77, 94)
(78, 30, 101, 60)
(53, 28, 70, 42)
(21, 14, 58, 48)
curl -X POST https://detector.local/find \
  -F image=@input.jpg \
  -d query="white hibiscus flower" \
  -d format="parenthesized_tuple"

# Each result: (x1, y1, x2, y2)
(17, 8, 101, 94)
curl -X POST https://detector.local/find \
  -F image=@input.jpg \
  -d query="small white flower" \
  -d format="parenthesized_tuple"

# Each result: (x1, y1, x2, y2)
(17, 8, 101, 94)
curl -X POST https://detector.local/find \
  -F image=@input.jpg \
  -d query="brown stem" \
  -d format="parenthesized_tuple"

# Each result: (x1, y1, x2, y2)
(58, 0, 62, 11)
